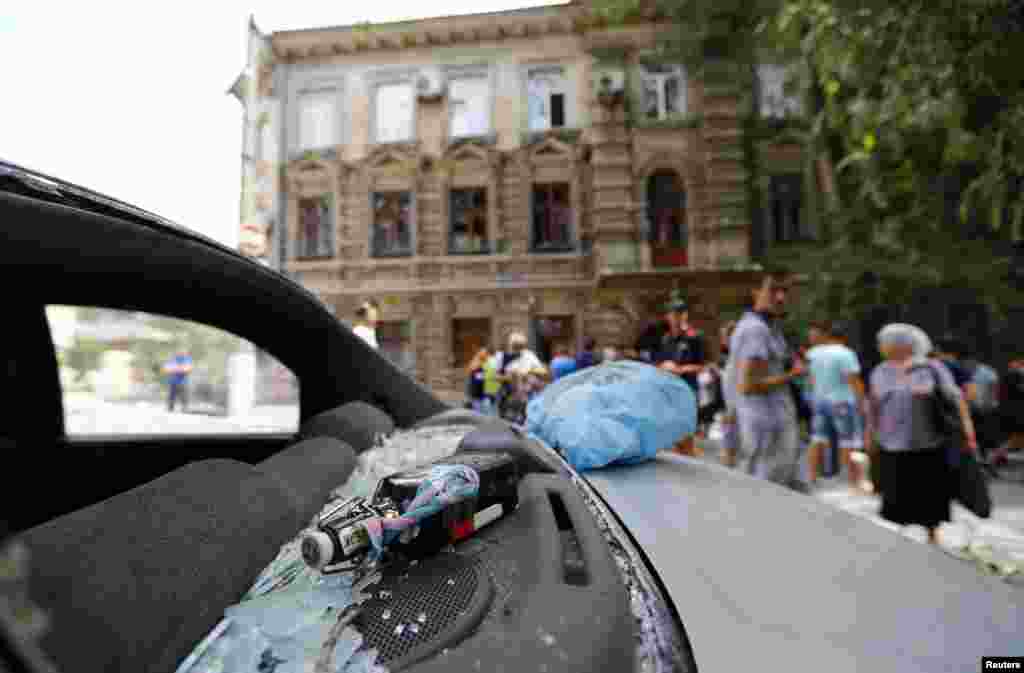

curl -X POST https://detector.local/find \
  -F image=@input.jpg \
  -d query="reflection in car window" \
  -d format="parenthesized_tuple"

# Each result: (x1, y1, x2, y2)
(46, 306, 299, 435)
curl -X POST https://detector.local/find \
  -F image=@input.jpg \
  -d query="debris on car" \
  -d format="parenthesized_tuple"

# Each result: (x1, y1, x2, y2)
(525, 361, 698, 471)
(301, 450, 521, 572)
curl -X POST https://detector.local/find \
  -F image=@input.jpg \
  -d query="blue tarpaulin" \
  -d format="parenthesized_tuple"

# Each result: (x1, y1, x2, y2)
(525, 360, 698, 471)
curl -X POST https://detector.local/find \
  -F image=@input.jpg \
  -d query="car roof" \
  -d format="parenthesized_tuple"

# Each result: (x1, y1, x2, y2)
(0, 159, 446, 429)
(586, 455, 1024, 673)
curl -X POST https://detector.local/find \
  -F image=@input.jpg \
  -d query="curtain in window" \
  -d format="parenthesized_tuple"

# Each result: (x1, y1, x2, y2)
(758, 65, 801, 118)
(527, 76, 550, 131)
(533, 184, 570, 248)
(376, 84, 414, 143)
(450, 77, 489, 137)
(640, 66, 686, 120)
(300, 93, 335, 149)
(769, 175, 802, 242)
(646, 173, 686, 245)
(527, 69, 565, 131)
(373, 192, 412, 255)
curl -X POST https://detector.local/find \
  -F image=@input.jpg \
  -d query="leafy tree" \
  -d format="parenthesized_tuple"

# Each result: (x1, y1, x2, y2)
(766, 0, 1024, 322)
(592, 0, 1024, 332)
(62, 337, 105, 383)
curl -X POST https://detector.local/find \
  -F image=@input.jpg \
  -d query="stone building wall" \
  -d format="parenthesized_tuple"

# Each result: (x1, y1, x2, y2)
(258, 6, 807, 395)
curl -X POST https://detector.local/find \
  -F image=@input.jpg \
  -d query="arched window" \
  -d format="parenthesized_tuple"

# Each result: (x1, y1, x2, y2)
(646, 171, 688, 267)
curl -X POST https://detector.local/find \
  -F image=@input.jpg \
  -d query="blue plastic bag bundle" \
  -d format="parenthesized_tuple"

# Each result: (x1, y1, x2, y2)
(525, 360, 697, 471)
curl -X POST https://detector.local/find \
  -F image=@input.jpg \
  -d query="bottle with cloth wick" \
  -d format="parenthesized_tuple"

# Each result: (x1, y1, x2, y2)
(301, 451, 522, 572)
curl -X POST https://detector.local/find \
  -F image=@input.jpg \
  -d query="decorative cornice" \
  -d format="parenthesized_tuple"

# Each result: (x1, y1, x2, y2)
(269, 5, 611, 60)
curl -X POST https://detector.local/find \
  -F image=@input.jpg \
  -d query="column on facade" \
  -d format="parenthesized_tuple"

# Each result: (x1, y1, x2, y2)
(700, 85, 750, 267)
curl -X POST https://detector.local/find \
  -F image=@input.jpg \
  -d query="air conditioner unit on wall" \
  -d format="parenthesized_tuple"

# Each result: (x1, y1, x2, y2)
(593, 68, 626, 104)
(417, 67, 446, 100)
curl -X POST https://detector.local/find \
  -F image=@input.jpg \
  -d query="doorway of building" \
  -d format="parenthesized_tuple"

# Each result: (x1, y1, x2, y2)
(452, 318, 492, 372)
(531, 315, 576, 364)
(646, 171, 688, 268)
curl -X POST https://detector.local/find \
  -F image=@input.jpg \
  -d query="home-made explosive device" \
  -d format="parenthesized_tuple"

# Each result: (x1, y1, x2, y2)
(301, 451, 522, 573)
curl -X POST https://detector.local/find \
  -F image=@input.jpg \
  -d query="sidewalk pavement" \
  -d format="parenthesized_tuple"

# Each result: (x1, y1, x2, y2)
(64, 394, 299, 435)
(695, 437, 1024, 583)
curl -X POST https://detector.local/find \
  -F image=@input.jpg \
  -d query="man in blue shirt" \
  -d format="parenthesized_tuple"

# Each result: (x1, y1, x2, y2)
(163, 350, 194, 412)
(806, 322, 867, 489)
(549, 343, 578, 381)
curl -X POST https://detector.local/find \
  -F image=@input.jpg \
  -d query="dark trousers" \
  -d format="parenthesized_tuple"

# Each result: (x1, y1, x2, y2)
(168, 382, 188, 412)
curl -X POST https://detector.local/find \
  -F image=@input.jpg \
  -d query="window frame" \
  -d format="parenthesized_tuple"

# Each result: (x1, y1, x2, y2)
(757, 63, 803, 119)
(524, 64, 572, 132)
(638, 63, 687, 121)
(296, 195, 336, 260)
(368, 70, 419, 145)
(48, 306, 301, 437)
(296, 87, 340, 152)
(644, 171, 688, 248)
(766, 173, 809, 244)
(370, 190, 416, 258)
(530, 182, 575, 253)
(448, 187, 491, 255)
(446, 65, 494, 139)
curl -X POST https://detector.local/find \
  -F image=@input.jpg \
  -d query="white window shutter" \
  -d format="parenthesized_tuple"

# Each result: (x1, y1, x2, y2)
(376, 83, 414, 143)
(527, 75, 551, 131)
(450, 77, 489, 136)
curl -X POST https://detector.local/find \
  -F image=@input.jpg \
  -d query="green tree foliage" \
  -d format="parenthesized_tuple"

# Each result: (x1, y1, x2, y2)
(63, 337, 105, 383)
(132, 314, 239, 388)
(767, 0, 1024, 320)
(593, 0, 1024, 324)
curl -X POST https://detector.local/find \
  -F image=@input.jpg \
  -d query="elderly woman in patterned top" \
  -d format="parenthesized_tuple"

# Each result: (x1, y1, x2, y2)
(864, 324, 978, 544)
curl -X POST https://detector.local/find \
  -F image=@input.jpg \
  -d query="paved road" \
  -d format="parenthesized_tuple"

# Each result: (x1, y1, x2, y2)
(64, 393, 299, 435)
(696, 437, 1024, 580)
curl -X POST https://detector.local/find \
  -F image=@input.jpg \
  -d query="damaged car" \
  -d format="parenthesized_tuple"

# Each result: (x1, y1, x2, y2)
(0, 160, 1021, 673)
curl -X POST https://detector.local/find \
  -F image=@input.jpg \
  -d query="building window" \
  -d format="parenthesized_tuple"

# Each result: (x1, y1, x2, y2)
(297, 196, 334, 259)
(257, 120, 273, 162)
(527, 67, 568, 132)
(372, 191, 413, 257)
(378, 321, 416, 376)
(298, 90, 336, 150)
(47, 306, 299, 434)
(646, 171, 688, 267)
(640, 64, 686, 120)
(768, 174, 807, 243)
(449, 188, 489, 255)
(758, 64, 802, 119)
(532, 183, 573, 252)
(449, 77, 490, 138)
(375, 83, 415, 143)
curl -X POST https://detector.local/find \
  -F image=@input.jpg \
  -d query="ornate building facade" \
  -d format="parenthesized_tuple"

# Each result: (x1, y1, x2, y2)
(230, 2, 810, 399)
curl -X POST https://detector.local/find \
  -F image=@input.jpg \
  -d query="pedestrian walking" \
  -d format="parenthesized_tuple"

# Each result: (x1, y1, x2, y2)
(731, 268, 806, 488)
(805, 321, 868, 490)
(575, 336, 599, 370)
(990, 357, 1024, 468)
(352, 300, 380, 349)
(464, 347, 493, 414)
(482, 347, 501, 416)
(495, 332, 543, 422)
(162, 349, 193, 413)
(718, 320, 740, 467)
(865, 324, 978, 544)
(549, 343, 578, 381)
(649, 296, 707, 456)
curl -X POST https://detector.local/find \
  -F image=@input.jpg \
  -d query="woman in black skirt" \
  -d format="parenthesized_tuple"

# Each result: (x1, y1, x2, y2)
(865, 324, 978, 543)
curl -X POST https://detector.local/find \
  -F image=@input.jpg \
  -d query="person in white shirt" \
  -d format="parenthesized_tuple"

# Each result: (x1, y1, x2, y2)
(494, 332, 544, 421)
(352, 300, 380, 349)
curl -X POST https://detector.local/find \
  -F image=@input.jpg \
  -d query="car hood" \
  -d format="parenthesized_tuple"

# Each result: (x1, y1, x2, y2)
(584, 453, 1023, 673)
